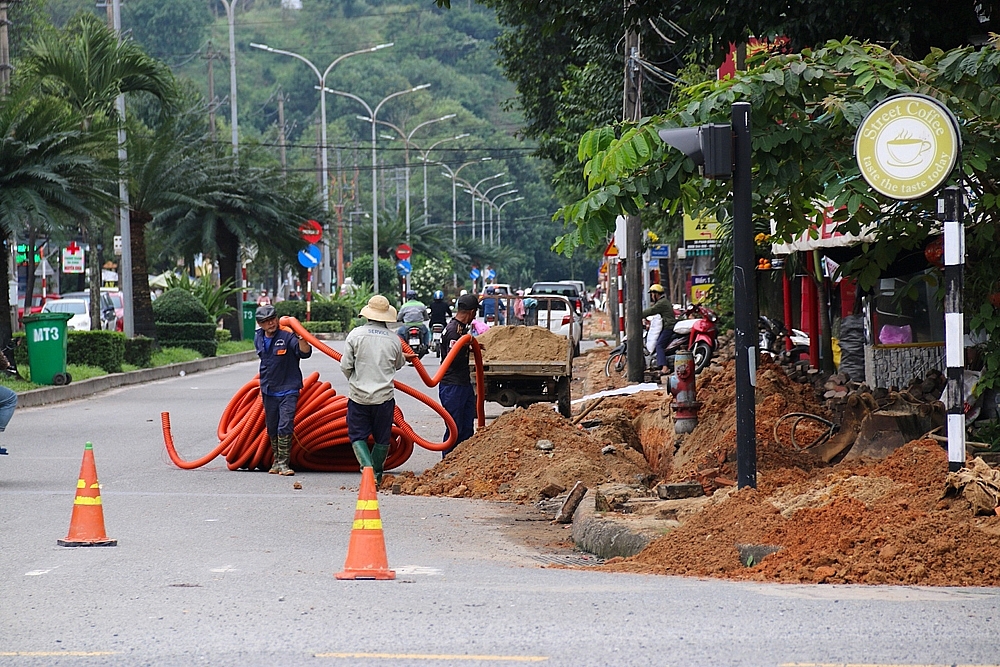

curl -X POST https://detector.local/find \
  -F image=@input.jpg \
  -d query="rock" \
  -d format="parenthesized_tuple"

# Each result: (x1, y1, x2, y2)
(391, 484, 402, 495)
(553, 481, 588, 523)
(538, 482, 566, 498)
(656, 481, 705, 499)
(601, 445, 617, 455)
(536, 439, 555, 451)
(446, 484, 468, 498)
(292, 481, 302, 490)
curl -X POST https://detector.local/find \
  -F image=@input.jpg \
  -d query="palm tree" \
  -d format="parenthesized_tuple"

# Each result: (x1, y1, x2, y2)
(26, 13, 176, 330)
(0, 88, 111, 348)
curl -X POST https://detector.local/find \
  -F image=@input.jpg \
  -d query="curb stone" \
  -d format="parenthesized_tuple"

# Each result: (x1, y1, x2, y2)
(570, 489, 668, 559)
(16, 351, 258, 409)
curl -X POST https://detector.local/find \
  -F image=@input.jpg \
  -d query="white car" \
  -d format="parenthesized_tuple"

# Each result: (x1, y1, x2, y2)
(526, 282, 584, 356)
(41, 298, 91, 331)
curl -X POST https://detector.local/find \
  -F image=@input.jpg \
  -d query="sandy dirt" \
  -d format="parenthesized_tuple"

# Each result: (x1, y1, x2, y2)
(478, 325, 570, 362)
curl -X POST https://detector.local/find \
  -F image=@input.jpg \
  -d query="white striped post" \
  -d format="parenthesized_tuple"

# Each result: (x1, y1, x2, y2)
(942, 186, 965, 472)
(617, 260, 625, 334)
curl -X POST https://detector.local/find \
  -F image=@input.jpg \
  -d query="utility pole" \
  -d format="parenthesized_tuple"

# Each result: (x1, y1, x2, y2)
(205, 42, 219, 143)
(277, 88, 287, 176)
(0, 2, 11, 95)
(623, 2, 644, 382)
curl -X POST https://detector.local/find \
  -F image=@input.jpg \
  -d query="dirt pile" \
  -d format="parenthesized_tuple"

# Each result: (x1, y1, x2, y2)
(394, 403, 652, 502)
(605, 442, 1000, 586)
(478, 326, 569, 362)
(666, 355, 831, 492)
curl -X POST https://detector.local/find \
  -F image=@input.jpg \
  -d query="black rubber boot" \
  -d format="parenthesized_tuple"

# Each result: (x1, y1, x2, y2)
(352, 440, 373, 471)
(371, 443, 390, 485)
(276, 434, 295, 476)
(268, 438, 280, 474)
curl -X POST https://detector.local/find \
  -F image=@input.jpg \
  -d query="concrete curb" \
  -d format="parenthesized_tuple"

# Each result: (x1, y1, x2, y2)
(570, 490, 660, 559)
(16, 351, 258, 409)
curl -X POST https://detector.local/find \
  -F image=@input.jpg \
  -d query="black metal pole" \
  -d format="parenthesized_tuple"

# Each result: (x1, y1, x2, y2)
(732, 102, 757, 489)
(942, 186, 965, 472)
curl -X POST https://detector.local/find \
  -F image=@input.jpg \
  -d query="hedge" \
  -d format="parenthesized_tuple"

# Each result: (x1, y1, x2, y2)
(13, 330, 126, 373)
(274, 300, 353, 328)
(300, 321, 343, 334)
(162, 339, 217, 358)
(152, 289, 212, 324)
(215, 328, 232, 343)
(125, 336, 153, 367)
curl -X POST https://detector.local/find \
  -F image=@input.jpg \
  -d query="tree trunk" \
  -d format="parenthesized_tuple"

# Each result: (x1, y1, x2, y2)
(129, 210, 156, 338)
(216, 222, 241, 340)
(85, 219, 102, 330)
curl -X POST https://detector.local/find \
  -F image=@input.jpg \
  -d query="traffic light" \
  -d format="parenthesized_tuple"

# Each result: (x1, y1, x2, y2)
(658, 124, 732, 179)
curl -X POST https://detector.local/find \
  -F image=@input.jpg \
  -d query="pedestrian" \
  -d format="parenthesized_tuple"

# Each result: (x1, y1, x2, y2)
(341, 295, 417, 483)
(439, 293, 480, 457)
(257, 290, 272, 307)
(0, 353, 17, 456)
(254, 304, 312, 476)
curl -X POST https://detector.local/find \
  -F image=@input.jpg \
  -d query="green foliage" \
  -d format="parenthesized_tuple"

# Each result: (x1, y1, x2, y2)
(125, 0, 211, 64)
(215, 328, 232, 343)
(152, 288, 213, 324)
(150, 347, 203, 366)
(274, 299, 352, 325)
(409, 256, 454, 302)
(349, 255, 398, 298)
(164, 274, 240, 322)
(217, 340, 255, 355)
(124, 336, 154, 368)
(65, 330, 126, 373)
(301, 321, 345, 334)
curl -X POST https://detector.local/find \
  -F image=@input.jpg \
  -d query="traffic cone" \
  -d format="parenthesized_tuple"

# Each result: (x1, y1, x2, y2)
(58, 442, 117, 547)
(335, 466, 394, 580)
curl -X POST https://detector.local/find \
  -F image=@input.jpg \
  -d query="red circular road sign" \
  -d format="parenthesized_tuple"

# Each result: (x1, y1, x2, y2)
(395, 243, 412, 260)
(299, 219, 323, 243)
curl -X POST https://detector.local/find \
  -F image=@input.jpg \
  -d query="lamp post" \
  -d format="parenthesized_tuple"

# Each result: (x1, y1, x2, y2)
(439, 158, 492, 246)
(496, 195, 523, 247)
(470, 172, 505, 242)
(487, 189, 518, 245)
(251, 41, 392, 294)
(322, 84, 431, 294)
(220, 0, 240, 158)
(418, 133, 468, 225)
(480, 181, 514, 243)
(360, 114, 456, 245)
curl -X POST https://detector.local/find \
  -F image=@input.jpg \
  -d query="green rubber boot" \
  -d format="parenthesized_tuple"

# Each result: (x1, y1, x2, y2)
(268, 438, 280, 474)
(276, 434, 295, 476)
(371, 444, 390, 485)
(351, 440, 373, 472)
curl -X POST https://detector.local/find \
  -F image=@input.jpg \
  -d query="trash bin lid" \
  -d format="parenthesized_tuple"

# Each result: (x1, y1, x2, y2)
(23, 312, 73, 324)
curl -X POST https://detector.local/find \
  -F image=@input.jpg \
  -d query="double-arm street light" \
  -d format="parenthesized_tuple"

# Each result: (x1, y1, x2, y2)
(469, 172, 506, 241)
(439, 158, 492, 246)
(250, 41, 392, 292)
(360, 114, 456, 245)
(495, 195, 524, 247)
(321, 84, 431, 294)
(479, 181, 514, 242)
(418, 133, 469, 225)
(220, 0, 240, 158)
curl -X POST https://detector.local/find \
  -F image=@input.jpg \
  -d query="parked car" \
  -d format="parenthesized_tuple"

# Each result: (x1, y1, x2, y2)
(17, 293, 60, 322)
(59, 291, 120, 330)
(558, 280, 591, 312)
(526, 281, 584, 355)
(40, 298, 91, 331)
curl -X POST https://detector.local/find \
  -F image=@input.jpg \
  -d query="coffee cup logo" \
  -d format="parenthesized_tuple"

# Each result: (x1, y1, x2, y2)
(885, 131, 932, 167)
(855, 95, 960, 201)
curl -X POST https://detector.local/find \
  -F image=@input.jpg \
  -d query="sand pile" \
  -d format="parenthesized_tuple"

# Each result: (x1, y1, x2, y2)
(605, 442, 1000, 586)
(393, 403, 651, 502)
(478, 326, 569, 362)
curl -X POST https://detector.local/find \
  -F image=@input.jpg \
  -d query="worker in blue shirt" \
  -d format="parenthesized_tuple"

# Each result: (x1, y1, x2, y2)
(254, 305, 312, 475)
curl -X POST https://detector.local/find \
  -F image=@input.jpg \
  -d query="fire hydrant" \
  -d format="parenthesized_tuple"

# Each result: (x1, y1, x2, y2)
(667, 350, 701, 434)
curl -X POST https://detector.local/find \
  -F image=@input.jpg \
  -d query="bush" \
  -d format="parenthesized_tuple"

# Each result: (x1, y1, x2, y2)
(153, 289, 217, 356)
(274, 300, 352, 326)
(349, 254, 397, 296)
(215, 328, 232, 343)
(125, 336, 154, 367)
(301, 320, 343, 334)
(14, 330, 125, 373)
(274, 300, 306, 320)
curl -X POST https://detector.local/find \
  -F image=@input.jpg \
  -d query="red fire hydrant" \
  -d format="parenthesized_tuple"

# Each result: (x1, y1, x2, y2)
(667, 350, 701, 434)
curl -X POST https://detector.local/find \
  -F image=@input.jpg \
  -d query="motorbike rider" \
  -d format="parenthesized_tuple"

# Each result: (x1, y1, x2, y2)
(480, 285, 505, 325)
(641, 283, 677, 373)
(428, 290, 452, 329)
(396, 290, 431, 348)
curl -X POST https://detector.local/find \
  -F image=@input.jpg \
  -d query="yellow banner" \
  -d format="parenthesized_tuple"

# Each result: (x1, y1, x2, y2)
(683, 213, 719, 246)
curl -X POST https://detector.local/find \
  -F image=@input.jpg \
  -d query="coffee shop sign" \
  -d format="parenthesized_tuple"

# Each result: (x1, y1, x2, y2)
(854, 94, 961, 201)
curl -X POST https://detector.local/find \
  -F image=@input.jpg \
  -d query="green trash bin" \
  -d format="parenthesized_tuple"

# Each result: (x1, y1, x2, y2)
(242, 301, 258, 341)
(23, 311, 73, 386)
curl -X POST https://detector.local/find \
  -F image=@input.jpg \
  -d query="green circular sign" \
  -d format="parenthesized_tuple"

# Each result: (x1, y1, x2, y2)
(854, 94, 961, 200)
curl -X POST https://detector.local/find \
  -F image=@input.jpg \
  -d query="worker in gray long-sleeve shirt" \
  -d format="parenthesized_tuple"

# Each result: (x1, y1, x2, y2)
(341, 295, 416, 483)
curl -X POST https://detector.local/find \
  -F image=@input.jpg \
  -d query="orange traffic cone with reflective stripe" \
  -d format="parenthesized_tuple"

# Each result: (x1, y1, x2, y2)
(335, 466, 394, 580)
(58, 442, 117, 547)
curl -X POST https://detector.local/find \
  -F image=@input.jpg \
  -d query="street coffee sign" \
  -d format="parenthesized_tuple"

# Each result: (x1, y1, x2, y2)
(854, 94, 961, 200)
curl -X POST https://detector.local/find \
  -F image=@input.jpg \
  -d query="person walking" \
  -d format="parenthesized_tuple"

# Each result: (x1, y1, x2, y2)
(342, 295, 416, 483)
(439, 293, 480, 457)
(254, 304, 312, 476)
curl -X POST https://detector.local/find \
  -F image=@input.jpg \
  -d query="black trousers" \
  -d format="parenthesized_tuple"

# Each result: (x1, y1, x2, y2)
(347, 398, 395, 446)
(262, 392, 299, 439)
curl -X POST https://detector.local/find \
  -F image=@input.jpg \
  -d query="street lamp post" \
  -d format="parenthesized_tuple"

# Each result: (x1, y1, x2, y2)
(322, 84, 431, 294)
(418, 133, 468, 225)
(496, 195, 523, 247)
(220, 0, 240, 158)
(438, 158, 491, 246)
(470, 172, 505, 242)
(480, 181, 514, 242)
(251, 41, 392, 293)
(361, 114, 456, 245)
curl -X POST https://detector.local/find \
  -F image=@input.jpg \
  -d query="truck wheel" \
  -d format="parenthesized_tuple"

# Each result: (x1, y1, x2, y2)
(556, 377, 571, 418)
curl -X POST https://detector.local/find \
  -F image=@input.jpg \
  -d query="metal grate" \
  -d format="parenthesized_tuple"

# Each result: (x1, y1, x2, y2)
(531, 553, 605, 567)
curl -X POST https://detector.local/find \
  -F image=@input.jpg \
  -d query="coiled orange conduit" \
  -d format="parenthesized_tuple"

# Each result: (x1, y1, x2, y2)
(162, 316, 486, 472)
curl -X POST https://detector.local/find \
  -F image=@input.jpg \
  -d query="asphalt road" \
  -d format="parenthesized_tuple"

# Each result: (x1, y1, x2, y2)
(2, 346, 999, 667)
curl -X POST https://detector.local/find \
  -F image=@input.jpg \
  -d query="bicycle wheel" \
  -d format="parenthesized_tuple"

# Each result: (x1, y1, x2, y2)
(604, 351, 627, 377)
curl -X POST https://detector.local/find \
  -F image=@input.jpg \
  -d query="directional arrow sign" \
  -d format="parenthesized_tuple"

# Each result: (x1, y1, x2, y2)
(484, 267, 496, 280)
(470, 267, 481, 280)
(396, 259, 412, 276)
(297, 244, 321, 268)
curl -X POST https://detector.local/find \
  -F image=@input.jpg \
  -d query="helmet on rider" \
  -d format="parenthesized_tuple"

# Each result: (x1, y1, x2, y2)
(433, 290, 444, 301)
(406, 290, 418, 300)
(648, 283, 665, 295)
(485, 286, 496, 295)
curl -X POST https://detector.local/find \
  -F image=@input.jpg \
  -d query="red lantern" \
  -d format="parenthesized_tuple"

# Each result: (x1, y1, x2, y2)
(924, 236, 944, 268)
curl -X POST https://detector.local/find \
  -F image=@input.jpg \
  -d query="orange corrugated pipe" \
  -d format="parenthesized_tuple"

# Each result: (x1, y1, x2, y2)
(162, 316, 486, 473)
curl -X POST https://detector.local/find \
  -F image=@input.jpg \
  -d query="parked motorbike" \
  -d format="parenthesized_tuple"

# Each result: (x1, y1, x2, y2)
(604, 304, 719, 378)
(603, 332, 659, 378)
(431, 323, 445, 359)
(758, 315, 809, 363)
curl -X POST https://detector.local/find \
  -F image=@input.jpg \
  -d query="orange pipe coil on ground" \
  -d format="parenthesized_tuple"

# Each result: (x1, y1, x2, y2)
(162, 316, 486, 473)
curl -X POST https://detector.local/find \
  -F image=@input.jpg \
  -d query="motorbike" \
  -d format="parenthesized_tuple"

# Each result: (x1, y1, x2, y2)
(399, 323, 430, 359)
(758, 315, 809, 363)
(603, 332, 660, 379)
(431, 323, 445, 359)
(604, 304, 719, 378)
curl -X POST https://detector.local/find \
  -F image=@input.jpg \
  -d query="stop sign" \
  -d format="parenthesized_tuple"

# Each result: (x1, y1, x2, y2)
(395, 243, 412, 260)
(299, 219, 322, 243)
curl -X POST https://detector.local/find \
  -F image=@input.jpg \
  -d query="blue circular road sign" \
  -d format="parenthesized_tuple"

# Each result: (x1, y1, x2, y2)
(297, 244, 320, 269)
